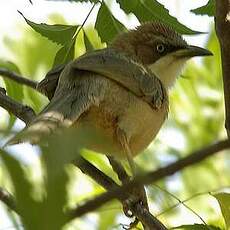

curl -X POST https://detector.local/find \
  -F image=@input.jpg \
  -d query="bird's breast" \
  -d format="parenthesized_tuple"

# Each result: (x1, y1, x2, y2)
(75, 77, 168, 158)
(117, 92, 168, 157)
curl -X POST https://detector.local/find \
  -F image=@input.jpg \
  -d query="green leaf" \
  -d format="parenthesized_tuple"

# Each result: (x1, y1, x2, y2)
(53, 39, 76, 66)
(191, 0, 215, 17)
(38, 128, 99, 229)
(40, 144, 69, 229)
(0, 61, 24, 129)
(213, 193, 230, 229)
(0, 149, 40, 230)
(95, 2, 126, 43)
(18, 11, 78, 45)
(83, 29, 94, 51)
(116, 0, 201, 34)
(171, 224, 222, 230)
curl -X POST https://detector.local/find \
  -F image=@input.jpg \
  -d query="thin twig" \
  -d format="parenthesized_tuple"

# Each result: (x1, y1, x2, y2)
(153, 185, 207, 226)
(73, 0, 99, 41)
(156, 186, 230, 217)
(64, 0, 99, 58)
(0, 68, 38, 89)
(74, 156, 118, 190)
(0, 187, 17, 213)
(0, 87, 36, 124)
(68, 139, 230, 219)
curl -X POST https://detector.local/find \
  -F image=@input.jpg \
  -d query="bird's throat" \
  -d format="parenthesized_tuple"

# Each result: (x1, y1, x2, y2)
(148, 55, 189, 89)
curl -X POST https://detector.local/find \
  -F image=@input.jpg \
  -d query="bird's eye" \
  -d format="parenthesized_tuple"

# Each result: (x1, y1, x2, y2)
(156, 44, 165, 53)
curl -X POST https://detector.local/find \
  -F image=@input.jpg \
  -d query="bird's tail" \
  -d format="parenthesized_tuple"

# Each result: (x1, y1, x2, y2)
(5, 109, 70, 146)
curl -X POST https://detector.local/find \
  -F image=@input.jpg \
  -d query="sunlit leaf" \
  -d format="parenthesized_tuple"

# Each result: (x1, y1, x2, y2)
(18, 11, 78, 46)
(213, 193, 230, 229)
(116, 0, 201, 34)
(191, 0, 215, 17)
(95, 2, 126, 43)
(82, 26, 105, 50)
(83, 29, 94, 52)
(53, 39, 76, 66)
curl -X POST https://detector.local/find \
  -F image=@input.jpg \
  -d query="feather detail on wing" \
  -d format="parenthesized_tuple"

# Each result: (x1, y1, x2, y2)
(37, 48, 166, 110)
(6, 70, 105, 145)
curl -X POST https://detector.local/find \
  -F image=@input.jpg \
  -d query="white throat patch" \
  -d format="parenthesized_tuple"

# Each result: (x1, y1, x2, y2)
(148, 54, 189, 89)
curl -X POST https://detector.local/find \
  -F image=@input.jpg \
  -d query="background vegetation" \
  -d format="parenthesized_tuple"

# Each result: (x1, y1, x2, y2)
(0, 0, 229, 229)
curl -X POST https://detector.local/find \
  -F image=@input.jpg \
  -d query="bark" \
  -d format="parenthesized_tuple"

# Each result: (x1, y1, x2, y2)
(215, 0, 230, 138)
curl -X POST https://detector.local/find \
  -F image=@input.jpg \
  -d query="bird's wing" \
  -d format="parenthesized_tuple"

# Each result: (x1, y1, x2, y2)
(72, 48, 165, 108)
(37, 48, 165, 109)
(7, 70, 104, 145)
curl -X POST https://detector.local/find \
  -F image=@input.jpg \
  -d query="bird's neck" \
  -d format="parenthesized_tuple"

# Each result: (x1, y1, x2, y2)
(111, 42, 188, 89)
(148, 55, 189, 89)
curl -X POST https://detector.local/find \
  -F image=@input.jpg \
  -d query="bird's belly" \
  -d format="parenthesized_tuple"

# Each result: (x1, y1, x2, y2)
(76, 105, 122, 156)
(118, 99, 168, 157)
(76, 94, 168, 158)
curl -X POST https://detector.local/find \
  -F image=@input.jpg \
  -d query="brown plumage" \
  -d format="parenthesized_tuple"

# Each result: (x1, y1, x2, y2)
(111, 22, 187, 64)
(8, 22, 212, 166)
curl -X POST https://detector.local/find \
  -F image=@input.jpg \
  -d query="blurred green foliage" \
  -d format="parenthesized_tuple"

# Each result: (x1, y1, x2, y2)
(0, 1, 229, 230)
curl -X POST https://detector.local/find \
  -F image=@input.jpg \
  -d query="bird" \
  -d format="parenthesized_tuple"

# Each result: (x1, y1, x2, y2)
(8, 22, 212, 172)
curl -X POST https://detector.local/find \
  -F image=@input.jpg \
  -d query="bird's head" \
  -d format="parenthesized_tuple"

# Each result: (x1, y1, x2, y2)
(111, 22, 212, 88)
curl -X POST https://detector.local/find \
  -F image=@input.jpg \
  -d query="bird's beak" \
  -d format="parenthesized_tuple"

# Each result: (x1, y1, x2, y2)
(174, 45, 213, 58)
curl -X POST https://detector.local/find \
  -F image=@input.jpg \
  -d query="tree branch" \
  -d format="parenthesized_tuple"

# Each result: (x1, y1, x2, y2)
(0, 187, 17, 213)
(0, 87, 36, 124)
(107, 156, 162, 229)
(0, 68, 38, 90)
(74, 157, 118, 191)
(131, 203, 167, 230)
(69, 139, 230, 219)
(215, 0, 230, 138)
(75, 157, 167, 230)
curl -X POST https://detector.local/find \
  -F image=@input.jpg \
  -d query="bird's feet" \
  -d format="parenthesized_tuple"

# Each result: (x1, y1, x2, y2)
(122, 184, 149, 229)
